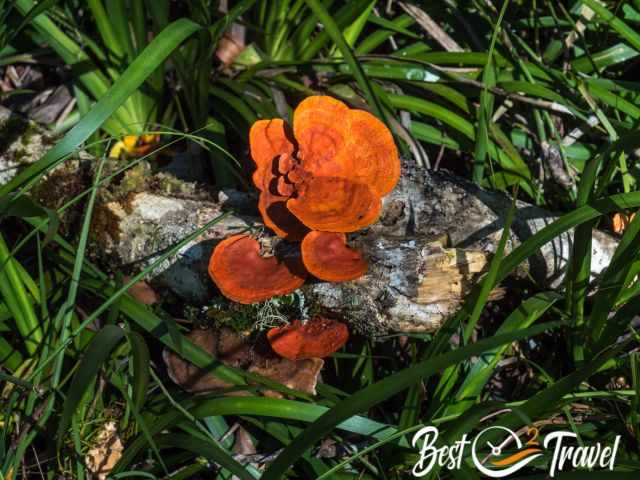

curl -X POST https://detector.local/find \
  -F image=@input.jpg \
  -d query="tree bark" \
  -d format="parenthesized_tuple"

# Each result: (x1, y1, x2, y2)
(86, 159, 617, 334)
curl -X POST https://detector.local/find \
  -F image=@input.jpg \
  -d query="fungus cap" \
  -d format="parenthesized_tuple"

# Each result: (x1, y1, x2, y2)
(287, 176, 381, 232)
(301, 231, 367, 282)
(249, 119, 294, 192)
(293, 96, 400, 197)
(267, 317, 349, 360)
(258, 191, 309, 241)
(208, 235, 306, 304)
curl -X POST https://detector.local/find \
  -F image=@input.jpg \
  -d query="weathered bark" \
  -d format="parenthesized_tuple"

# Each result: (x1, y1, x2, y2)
(0, 106, 618, 334)
(85, 158, 617, 334)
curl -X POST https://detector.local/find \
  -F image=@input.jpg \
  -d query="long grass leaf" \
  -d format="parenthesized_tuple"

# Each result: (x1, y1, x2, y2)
(0, 18, 202, 200)
(303, 0, 385, 122)
(56, 325, 125, 448)
(261, 322, 562, 479)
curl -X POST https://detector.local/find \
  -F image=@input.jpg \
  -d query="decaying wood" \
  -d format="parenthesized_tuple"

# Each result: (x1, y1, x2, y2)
(83, 157, 618, 334)
(0, 106, 619, 335)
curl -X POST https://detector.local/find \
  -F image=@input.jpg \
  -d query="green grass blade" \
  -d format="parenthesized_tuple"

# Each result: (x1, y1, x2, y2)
(303, 0, 385, 122)
(127, 330, 150, 412)
(431, 197, 517, 413)
(449, 292, 560, 415)
(0, 234, 42, 354)
(482, 340, 630, 445)
(261, 322, 562, 479)
(473, 0, 508, 183)
(333, 0, 376, 57)
(355, 14, 419, 55)
(87, 0, 125, 59)
(56, 324, 125, 449)
(156, 434, 255, 480)
(582, 0, 640, 51)
(588, 213, 640, 352)
(114, 396, 401, 471)
(0, 18, 202, 200)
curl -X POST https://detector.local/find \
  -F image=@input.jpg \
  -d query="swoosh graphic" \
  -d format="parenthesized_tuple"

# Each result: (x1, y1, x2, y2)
(491, 447, 543, 467)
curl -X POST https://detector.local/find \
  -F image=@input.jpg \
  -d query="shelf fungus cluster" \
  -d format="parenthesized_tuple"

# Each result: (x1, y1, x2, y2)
(207, 95, 399, 359)
(208, 95, 400, 297)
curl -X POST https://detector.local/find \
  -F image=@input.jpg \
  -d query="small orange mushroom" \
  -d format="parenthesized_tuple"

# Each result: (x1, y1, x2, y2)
(301, 231, 368, 282)
(208, 235, 306, 304)
(287, 176, 382, 232)
(267, 317, 349, 360)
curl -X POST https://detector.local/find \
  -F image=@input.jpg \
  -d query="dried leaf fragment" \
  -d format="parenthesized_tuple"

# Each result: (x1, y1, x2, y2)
(85, 421, 123, 480)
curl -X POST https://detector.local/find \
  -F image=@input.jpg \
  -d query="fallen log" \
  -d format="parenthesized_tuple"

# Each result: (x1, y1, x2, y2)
(85, 159, 617, 334)
(0, 107, 618, 334)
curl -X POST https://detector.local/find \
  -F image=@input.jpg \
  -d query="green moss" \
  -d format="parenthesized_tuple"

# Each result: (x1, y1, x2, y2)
(12, 148, 29, 165)
(206, 301, 256, 333)
(19, 121, 37, 147)
(152, 172, 199, 196)
(119, 163, 151, 195)
(0, 115, 28, 154)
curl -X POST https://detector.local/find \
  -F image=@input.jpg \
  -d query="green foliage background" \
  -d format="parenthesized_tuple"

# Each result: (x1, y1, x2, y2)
(1, 0, 640, 478)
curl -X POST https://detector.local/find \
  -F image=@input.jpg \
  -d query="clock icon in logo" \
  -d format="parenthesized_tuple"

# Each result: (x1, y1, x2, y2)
(472, 426, 544, 478)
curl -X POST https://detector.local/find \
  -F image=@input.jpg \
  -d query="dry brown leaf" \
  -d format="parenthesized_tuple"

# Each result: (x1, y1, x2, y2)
(85, 421, 123, 480)
(124, 276, 158, 305)
(164, 327, 323, 396)
(163, 328, 240, 393)
(250, 357, 324, 397)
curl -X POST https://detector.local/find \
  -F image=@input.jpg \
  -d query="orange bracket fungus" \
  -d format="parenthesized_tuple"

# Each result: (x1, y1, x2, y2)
(267, 317, 349, 360)
(209, 95, 399, 304)
(301, 231, 367, 282)
(249, 95, 399, 238)
(208, 235, 306, 304)
(287, 176, 382, 232)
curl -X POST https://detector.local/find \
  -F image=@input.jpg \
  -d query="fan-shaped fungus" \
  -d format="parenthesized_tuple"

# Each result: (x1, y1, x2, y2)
(248, 96, 400, 238)
(301, 231, 367, 282)
(249, 119, 294, 190)
(267, 317, 349, 360)
(293, 96, 400, 197)
(287, 177, 382, 232)
(208, 235, 306, 304)
(211, 96, 399, 304)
